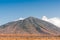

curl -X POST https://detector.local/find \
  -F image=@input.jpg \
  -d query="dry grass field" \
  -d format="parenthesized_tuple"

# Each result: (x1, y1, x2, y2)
(0, 36, 60, 40)
(0, 34, 59, 40)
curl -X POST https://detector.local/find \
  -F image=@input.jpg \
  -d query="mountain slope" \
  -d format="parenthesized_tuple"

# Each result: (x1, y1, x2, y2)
(0, 17, 60, 36)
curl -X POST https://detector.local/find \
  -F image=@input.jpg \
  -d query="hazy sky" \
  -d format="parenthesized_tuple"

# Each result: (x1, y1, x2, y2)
(0, 0, 60, 25)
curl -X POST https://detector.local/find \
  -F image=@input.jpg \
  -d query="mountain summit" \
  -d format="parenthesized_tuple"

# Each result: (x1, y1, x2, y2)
(0, 17, 60, 36)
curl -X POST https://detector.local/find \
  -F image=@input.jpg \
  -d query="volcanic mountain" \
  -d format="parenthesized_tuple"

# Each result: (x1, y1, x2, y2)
(0, 17, 60, 36)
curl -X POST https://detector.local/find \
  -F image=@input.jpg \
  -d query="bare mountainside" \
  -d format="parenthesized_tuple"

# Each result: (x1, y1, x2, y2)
(0, 17, 60, 36)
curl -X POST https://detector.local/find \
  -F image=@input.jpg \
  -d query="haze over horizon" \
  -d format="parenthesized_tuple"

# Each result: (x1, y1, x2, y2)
(0, 0, 60, 26)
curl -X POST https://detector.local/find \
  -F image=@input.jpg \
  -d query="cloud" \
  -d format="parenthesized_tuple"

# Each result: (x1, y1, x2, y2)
(18, 18, 24, 20)
(42, 16, 60, 28)
(14, 17, 24, 21)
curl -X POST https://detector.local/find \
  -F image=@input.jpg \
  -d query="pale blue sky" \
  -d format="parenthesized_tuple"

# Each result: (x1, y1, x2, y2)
(0, 0, 60, 25)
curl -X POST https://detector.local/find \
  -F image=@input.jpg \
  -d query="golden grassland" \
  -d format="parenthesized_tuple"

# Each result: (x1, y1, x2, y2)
(0, 34, 59, 40)
(0, 36, 60, 40)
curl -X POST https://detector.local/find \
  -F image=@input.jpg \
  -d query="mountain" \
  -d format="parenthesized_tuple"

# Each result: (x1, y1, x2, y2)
(0, 17, 60, 36)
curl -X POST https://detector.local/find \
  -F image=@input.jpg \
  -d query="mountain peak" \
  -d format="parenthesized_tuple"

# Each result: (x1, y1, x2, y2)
(27, 16, 36, 19)
(25, 16, 38, 20)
